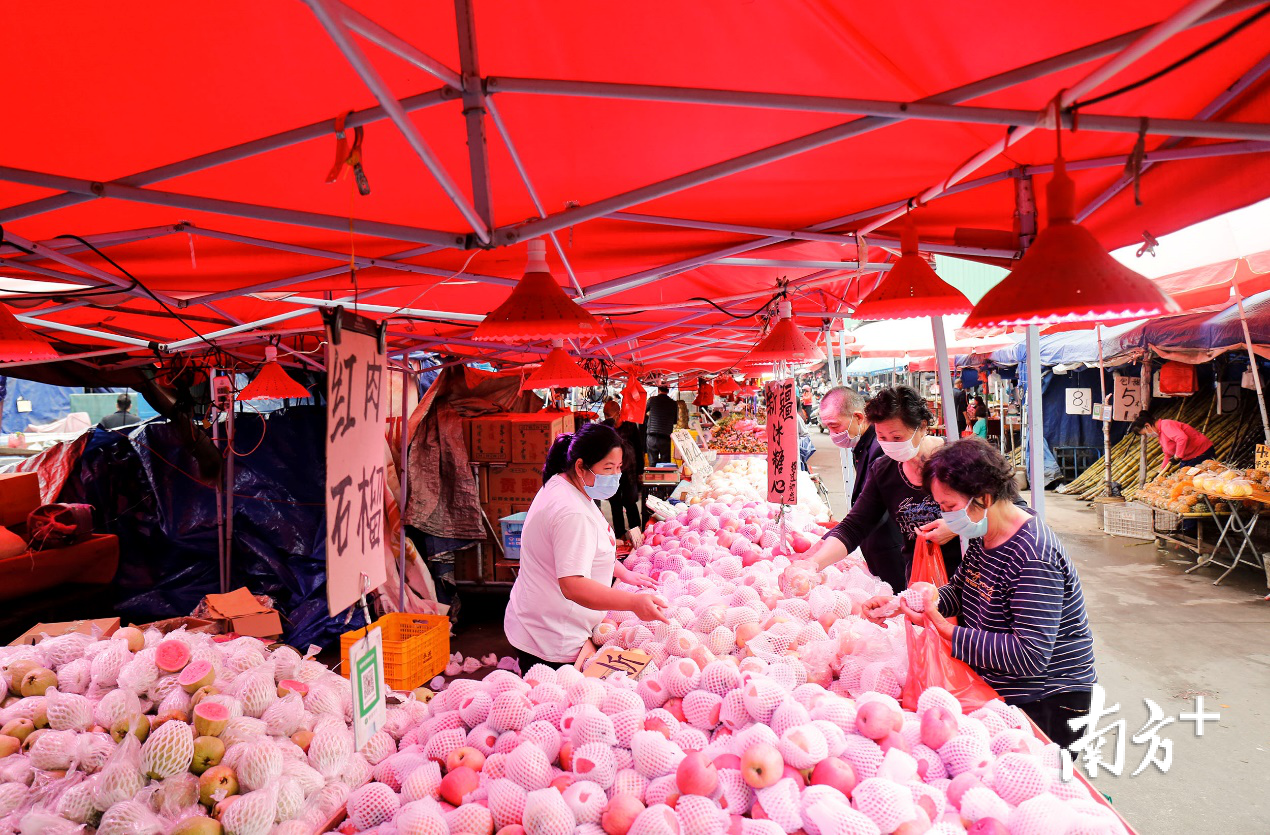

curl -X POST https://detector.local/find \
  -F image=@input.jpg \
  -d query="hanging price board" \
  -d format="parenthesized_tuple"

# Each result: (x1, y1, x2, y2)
(325, 311, 388, 616)
(1112, 376, 1144, 423)
(764, 379, 798, 505)
(349, 626, 387, 751)
(672, 428, 712, 486)
(1065, 388, 1092, 415)
(583, 647, 652, 680)
(1256, 445, 1270, 471)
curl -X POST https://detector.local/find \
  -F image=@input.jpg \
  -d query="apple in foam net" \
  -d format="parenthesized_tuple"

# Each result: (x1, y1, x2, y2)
(602, 794, 645, 835)
(439, 765, 480, 806)
(445, 746, 485, 773)
(734, 623, 761, 649)
(855, 700, 902, 741)
(740, 742, 784, 789)
(920, 706, 959, 750)
(675, 751, 719, 797)
(663, 697, 686, 722)
(968, 818, 1009, 835)
(713, 753, 741, 771)
(811, 756, 857, 798)
(558, 742, 574, 771)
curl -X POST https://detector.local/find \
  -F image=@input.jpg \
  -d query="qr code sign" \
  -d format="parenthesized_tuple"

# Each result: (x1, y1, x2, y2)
(360, 666, 376, 703)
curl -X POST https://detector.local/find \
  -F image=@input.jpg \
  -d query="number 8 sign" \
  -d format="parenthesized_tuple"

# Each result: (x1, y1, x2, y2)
(1066, 388, 1092, 415)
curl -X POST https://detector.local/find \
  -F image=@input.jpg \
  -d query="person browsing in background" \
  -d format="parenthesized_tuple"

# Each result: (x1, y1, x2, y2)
(818, 386, 907, 591)
(795, 385, 959, 587)
(505, 423, 667, 673)
(643, 385, 677, 466)
(864, 439, 1097, 748)
(1130, 410, 1215, 473)
(952, 377, 969, 435)
(801, 384, 815, 422)
(963, 396, 988, 439)
(98, 393, 139, 430)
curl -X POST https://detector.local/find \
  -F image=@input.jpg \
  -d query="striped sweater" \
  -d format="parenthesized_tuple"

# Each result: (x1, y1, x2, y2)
(936, 516, 1096, 704)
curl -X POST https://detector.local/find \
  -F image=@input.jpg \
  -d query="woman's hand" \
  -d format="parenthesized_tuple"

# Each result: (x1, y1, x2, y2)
(917, 518, 958, 545)
(922, 607, 956, 641)
(861, 595, 897, 625)
(631, 592, 671, 624)
(615, 562, 656, 590)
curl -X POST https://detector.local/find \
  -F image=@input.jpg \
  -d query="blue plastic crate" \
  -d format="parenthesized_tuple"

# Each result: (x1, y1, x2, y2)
(500, 512, 528, 560)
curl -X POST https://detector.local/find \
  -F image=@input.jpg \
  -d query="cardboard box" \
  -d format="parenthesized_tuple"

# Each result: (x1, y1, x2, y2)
(483, 464, 542, 503)
(468, 415, 512, 462)
(0, 534, 119, 602)
(453, 542, 493, 583)
(202, 587, 283, 639)
(0, 472, 41, 528)
(9, 617, 120, 646)
(134, 616, 220, 635)
(508, 413, 570, 465)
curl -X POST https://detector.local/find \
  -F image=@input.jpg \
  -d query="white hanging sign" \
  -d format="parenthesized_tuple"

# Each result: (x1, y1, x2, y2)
(1065, 388, 1092, 415)
(325, 312, 388, 616)
(349, 626, 387, 751)
(1112, 375, 1144, 423)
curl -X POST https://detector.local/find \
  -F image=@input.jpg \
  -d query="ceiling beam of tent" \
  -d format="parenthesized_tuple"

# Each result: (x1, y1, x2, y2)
(16, 315, 157, 348)
(0, 348, 132, 371)
(334, 2, 463, 90)
(489, 1, 1261, 303)
(276, 296, 485, 323)
(0, 89, 456, 226)
(0, 229, 164, 297)
(175, 225, 518, 297)
(854, 0, 1233, 238)
(592, 312, 712, 352)
(490, 77, 1270, 142)
(1, 226, 181, 261)
(1077, 52, 1270, 222)
(715, 258, 871, 270)
(486, 0, 1260, 250)
(163, 287, 394, 351)
(607, 212, 1017, 259)
(613, 326, 715, 360)
(0, 165, 462, 249)
(591, 267, 854, 315)
(302, 0, 490, 244)
(200, 302, 326, 373)
(453, 0, 495, 234)
(486, 99, 584, 295)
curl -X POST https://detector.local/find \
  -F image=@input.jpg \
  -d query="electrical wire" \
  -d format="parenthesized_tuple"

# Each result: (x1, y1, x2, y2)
(1072, 6, 1270, 111)
(689, 292, 781, 320)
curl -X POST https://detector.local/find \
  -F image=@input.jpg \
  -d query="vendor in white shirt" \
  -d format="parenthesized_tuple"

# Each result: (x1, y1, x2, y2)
(505, 423, 668, 671)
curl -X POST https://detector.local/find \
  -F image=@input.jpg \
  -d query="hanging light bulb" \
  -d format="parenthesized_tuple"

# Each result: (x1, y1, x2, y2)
(520, 340, 598, 391)
(744, 300, 825, 365)
(237, 345, 310, 401)
(0, 304, 58, 362)
(851, 217, 971, 320)
(965, 154, 1180, 328)
(473, 239, 601, 342)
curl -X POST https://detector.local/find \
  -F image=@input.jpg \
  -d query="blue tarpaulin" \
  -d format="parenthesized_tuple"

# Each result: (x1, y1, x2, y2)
(58, 406, 365, 648)
(1, 379, 71, 432)
(1101, 288, 1270, 360)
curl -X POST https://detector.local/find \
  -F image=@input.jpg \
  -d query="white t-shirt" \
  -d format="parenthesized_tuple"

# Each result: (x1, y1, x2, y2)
(505, 474, 618, 663)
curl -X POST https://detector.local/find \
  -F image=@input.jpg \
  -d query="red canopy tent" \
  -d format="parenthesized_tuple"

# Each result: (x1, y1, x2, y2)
(0, 0, 1266, 380)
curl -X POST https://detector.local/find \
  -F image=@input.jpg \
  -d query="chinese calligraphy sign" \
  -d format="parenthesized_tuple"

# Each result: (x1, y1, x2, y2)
(765, 379, 797, 505)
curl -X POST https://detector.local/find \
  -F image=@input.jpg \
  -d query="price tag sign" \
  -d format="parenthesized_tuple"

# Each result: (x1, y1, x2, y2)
(1257, 444, 1270, 471)
(325, 312, 389, 616)
(671, 429, 712, 486)
(1218, 380, 1241, 414)
(583, 647, 652, 680)
(764, 380, 798, 505)
(1065, 388, 1092, 415)
(349, 626, 387, 752)
(1112, 375, 1144, 423)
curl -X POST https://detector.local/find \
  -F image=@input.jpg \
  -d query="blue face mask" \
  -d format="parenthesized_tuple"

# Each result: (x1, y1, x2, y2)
(584, 469, 622, 501)
(942, 498, 989, 540)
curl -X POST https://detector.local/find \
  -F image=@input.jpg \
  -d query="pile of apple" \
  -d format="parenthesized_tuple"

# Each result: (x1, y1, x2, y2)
(692, 459, 831, 524)
(0, 624, 396, 834)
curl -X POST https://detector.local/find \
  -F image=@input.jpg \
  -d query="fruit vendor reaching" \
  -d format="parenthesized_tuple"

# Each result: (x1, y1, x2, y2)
(1130, 410, 1215, 473)
(505, 423, 667, 673)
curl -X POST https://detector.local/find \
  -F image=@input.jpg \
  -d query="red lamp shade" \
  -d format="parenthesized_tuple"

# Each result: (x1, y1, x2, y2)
(713, 375, 738, 395)
(745, 300, 826, 364)
(520, 342, 598, 391)
(964, 157, 1181, 328)
(0, 304, 58, 362)
(473, 239, 601, 341)
(852, 218, 970, 320)
(237, 346, 310, 400)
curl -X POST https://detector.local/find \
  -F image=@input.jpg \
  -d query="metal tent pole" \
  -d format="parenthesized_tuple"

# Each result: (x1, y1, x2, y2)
(212, 379, 226, 594)
(225, 397, 236, 592)
(1026, 325, 1046, 520)
(932, 315, 959, 441)
(1139, 355, 1152, 487)
(1097, 325, 1113, 492)
(1236, 288, 1270, 444)
(399, 367, 411, 610)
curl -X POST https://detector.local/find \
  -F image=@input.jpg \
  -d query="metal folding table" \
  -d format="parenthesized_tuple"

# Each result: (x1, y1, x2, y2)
(1188, 489, 1270, 591)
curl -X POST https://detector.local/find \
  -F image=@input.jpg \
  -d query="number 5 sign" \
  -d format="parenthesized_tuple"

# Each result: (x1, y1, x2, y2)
(1113, 375, 1144, 422)
(1065, 388, 1092, 415)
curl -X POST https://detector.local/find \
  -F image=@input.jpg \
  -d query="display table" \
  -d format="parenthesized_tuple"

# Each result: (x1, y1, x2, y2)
(1188, 487, 1270, 590)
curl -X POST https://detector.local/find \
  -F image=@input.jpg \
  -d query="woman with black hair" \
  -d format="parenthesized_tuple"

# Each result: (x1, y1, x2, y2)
(505, 423, 667, 672)
(799, 385, 958, 588)
(864, 439, 1097, 747)
(1130, 409, 1214, 474)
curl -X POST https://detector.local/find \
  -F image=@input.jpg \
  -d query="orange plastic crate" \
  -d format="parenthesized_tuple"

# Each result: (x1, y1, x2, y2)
(339, 612, 449, 691)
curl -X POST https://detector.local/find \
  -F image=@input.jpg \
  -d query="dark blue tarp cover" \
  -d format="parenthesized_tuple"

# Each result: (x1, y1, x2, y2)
(59, 406, 365, 648)
(1, 379, 70, 432)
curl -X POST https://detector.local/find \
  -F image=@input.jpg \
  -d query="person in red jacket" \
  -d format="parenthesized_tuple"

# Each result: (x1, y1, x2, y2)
(1131, 410, 1215, 474)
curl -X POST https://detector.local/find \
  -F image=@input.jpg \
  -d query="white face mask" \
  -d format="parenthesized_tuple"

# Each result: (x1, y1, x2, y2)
(878, 431, 921, 462)
(829, 416, 863, 450)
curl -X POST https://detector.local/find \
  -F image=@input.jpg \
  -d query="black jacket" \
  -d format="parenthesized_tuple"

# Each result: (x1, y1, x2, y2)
(644, 393, 678, 436)
(99, 410, 139, 430)
(954, 388, 969, 432)
(849, 425, 907, 590)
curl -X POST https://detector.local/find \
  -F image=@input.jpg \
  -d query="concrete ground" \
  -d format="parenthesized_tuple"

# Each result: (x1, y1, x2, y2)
(804, 431, 1270, 834)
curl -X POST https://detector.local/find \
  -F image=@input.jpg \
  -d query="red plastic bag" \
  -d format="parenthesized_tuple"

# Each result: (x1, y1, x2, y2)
(900, 617, 1000, 713)
(1158, 361, 1197, 395)
(909, 536, 950, 588)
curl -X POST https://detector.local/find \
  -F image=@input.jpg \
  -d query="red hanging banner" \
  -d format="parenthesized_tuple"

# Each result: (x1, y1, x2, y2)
(764, 379, 798, 505)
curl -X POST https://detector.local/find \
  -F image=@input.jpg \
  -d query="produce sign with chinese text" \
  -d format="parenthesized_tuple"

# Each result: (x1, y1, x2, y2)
(764, 379, 798, 505)
(325, 313, 388, 616)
